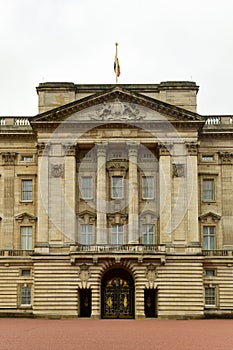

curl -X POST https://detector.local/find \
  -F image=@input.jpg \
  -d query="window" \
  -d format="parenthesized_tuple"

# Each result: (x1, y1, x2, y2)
(143, 153, 153, 159)
(20, 226, 32, 250)
(142, 224, 154, 244)
(21, 180, 32, 201)
(112, 152, 122, 158)
(21, 269, 31, 277)
(205, 287, 216, 306)
(142, 176, 154, 199)
(20, 286, 31, 306)
(112, 176, 123, 199)
(203, 179, 214, 201)
(21, 156, 33, 162)
(81, 176, 93, 199)
(81, 224, 93, 245)
(203, 226, 215, 250)
(111, 224, 124, 245)
(205, 269, 216, 277)
(202, 155, 214, 162)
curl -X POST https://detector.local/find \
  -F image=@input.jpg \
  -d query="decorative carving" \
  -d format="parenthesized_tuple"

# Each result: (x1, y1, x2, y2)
(78, 264, 90, 288)
(90, 100, 145, 121)
(50, 163, 64, 178)
(1, 152, 17, 165)
(146, 264, 157, 288)
(172, 164, 185, 177)
(185, 142, 199, 155)
(219, 152, 233, 164)
(199, 211, 221, 223)
(15, 212, 37, 223)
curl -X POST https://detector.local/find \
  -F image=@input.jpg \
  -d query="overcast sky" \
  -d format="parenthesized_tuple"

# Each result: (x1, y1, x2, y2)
(0, 0, 233, 116)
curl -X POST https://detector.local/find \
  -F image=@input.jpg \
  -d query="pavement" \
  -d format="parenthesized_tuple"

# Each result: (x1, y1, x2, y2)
(0, 318, 232, 350)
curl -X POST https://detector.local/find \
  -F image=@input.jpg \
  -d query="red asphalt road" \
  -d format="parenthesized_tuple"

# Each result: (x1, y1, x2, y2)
(0, 319, 232, 350)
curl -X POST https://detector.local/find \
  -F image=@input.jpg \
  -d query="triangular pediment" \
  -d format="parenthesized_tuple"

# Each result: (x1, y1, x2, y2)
(31, 86, 204, 126)
(199, 211, 221, 223)
(15, 212, 37, 222)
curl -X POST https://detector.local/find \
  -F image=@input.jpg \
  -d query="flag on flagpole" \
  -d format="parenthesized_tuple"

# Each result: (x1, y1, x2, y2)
(114, 43, 120, 83)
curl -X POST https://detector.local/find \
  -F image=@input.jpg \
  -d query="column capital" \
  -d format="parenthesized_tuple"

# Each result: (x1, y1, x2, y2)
(62, 143, 77, 156)
(1, 152, 17, 165)
(157, 143, 173, 156)
(37, 142, 50, 156)
(185, 142, 199, 155)
(219, 151, 233, 164)
(127, 142, 140, 157)
(95, 142, 108, 157)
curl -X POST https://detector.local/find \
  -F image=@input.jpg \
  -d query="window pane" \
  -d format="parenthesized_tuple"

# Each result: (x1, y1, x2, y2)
(142, 176, 154, 199)
(81, 177, 93, 199)
(205, 288, 216, 306)
(142, 224, 154, 244)
(81, 224, 93, 245)
(21, 287, 31, 305)
(111, 224, 124, 244)
(20, 227, 32, 250)
(203, 179, 214, 201)
(112, 177, 123, 198)
(21, 180, 32, 201)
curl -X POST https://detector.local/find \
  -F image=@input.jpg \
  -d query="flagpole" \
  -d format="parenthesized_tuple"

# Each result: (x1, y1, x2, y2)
(115, 42, 118, 84)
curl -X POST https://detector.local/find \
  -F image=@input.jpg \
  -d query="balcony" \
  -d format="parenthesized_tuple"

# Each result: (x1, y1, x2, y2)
(74, 244, 160, 253)
(203, 250, 233, 256)
(0, 250, 34, 257)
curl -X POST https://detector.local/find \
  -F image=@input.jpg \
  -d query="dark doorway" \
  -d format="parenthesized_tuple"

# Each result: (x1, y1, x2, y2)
(80, 289, 92, 317)
(102, 268, 134, 319)
(144, 289, 156, 318)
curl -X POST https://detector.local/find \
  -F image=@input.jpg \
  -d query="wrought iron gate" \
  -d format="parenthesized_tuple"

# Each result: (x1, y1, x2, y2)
(102, 277, 134, 319)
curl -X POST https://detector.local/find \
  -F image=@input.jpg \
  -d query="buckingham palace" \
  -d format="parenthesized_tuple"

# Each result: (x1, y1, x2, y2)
(0, 81, 232, 319)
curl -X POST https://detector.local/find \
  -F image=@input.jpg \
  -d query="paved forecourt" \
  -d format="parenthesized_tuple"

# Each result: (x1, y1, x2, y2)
(0, 319, 233, 350)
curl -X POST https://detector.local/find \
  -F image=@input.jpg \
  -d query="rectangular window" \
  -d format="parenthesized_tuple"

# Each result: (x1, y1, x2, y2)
(81, 176, 93, 199)
(203, 179, 214, 201)
(20, 226, 32, 250)
(142, 176, 154, 199)
(142, 224, 154, 244)
(81, 224, 93, 245)
(205, 269, 216, 277)
(202, 155, 214, 162)
(21, 156, 33, 162)
(111, 224, 124, 245)
(203, 226, 215, 250)
(21, 180, 32, 201)
(112, 176, 123, 199)
(20, 286, 31, 306)
(205, 287, 216, 306)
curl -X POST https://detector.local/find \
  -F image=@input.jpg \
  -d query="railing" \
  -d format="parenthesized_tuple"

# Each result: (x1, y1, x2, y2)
(203, 250, 233, 256)
(0, 117, 31, 126)
(205, 116, 233, 127)
(76, 244, 159, 253)
(0, 250, 34, 257)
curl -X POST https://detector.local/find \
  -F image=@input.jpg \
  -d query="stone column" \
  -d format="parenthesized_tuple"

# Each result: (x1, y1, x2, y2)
(36, 143, 50, 252)
(96, 143, 107, 244)
(63, 144, 76, 244)
(2, 153, 17, 249)
(219, 152, 233, 247)
(186, 142, 199, 244)
(127, 142, 139, 243)
(159, 144, 172, 244)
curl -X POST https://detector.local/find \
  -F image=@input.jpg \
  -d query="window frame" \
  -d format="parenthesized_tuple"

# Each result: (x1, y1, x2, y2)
(203, 225, 216, 250)
(20, 285, 32, 307)
(20, 226, 33, 250)
(111, 176, 124, 199)
(204, 287, 216, 307)
(81, 176, 93, 200)
(202, 178, 215, 202)
(142, 224, 155, 244)
(21, 179, 33, 202)
(142, 176, 155, 200)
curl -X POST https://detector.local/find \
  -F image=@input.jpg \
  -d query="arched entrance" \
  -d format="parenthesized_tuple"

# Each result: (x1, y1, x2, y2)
(101, 268, 134, 319)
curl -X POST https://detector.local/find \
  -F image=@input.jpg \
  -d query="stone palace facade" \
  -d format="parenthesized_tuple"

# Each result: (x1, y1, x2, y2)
(0, 81, 233, 319)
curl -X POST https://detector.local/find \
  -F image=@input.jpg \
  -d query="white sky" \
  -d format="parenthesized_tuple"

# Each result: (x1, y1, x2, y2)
(0, 0, 233, 116)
